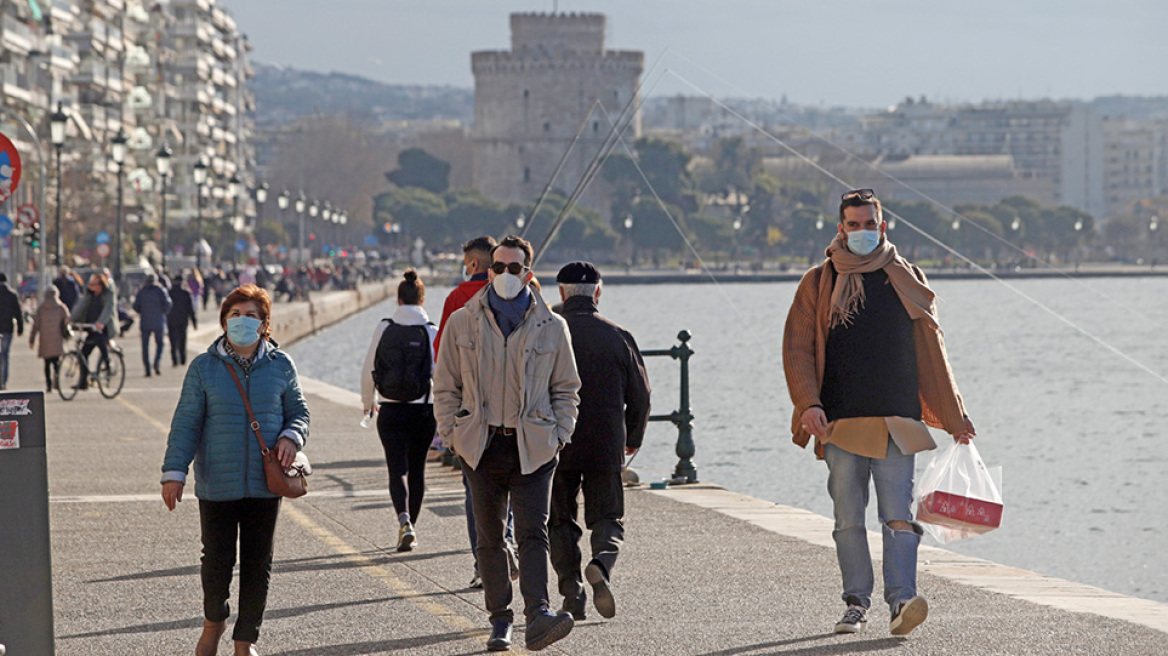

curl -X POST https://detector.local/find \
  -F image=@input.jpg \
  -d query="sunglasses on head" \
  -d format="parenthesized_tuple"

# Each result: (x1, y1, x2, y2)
(840, 188, 876, 202)
(490, 261, 529, 276)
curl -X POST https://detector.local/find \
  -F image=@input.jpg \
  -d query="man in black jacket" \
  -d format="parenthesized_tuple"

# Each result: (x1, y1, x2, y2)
(550, 262, 651, 621)
(0, 273, 24, 390)
(166, 275, 198, 366)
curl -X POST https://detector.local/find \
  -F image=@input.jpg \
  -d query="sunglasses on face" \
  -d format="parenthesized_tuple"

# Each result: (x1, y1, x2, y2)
(840, 188, 876, 202)
(490, 261, 529, 276)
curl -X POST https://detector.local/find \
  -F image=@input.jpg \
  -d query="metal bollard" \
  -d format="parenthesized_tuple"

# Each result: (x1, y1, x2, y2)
(641, 330, 698, 484)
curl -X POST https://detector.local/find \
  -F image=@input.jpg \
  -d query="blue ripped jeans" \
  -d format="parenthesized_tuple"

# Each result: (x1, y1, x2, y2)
(824, 438, 922, 610)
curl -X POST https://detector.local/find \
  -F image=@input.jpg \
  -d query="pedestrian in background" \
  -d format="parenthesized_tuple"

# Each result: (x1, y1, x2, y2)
(0, 273, 25, 390)
(161, 284, 310, 656)
(360, 269, 438, 552)
(134, 272, 173, 377)
(168, 275, 199, 366)
(29, 285, 71, 393)
(434, 235, 581, 652)
(782, 188, 976, 636)
(53, 266, 82, 311)
(549, 262, 651, 621)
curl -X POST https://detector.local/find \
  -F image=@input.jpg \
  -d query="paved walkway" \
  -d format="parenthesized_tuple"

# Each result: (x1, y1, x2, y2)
(6, 304, 1168, 655)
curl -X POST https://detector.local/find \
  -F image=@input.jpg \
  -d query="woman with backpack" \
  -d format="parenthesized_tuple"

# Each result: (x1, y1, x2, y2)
(360, 269, 438, 552)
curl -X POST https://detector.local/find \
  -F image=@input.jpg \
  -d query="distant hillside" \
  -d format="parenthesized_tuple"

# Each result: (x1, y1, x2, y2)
(252, 63, 474, 126)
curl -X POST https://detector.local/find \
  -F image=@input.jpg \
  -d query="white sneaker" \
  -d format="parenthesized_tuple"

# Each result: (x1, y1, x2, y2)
(834, 605, 868, 633)
(396, 523, 416, 552)
(890, 596, 928, 635)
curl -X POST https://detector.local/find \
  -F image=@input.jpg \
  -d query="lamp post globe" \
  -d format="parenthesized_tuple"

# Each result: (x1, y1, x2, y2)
(277, 189, 289, 211)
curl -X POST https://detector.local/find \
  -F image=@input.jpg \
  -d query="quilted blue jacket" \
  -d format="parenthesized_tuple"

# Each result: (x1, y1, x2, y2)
(162, 337, 310, 501)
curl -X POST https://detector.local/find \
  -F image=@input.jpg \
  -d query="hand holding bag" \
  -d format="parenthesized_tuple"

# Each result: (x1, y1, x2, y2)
(914, 438, 1002, 543)
(225, 361, 311, 498)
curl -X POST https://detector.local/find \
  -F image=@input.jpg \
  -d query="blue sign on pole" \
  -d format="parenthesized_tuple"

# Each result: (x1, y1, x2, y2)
(95, 231, 110, 244)
(235, 239, 247, 253)
(363, 235, 378, 246)
(0, 214, 12, 237)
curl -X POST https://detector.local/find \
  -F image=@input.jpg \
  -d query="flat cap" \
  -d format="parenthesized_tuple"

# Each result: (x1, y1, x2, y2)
(556, 261, 602, 284)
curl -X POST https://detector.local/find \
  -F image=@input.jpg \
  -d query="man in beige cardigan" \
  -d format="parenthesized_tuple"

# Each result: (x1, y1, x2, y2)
(782, 188, 976, 637)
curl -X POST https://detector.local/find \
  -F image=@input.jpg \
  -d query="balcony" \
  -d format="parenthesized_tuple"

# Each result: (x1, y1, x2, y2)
(2, 15, 34, 55)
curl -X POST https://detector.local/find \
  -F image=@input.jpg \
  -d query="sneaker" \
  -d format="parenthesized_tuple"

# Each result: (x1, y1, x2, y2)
(396, 523, 416, 552)
(506, 543, 520, 582)
(834, 605, 868, 634)
(890, 596, 928, 636)
(469, 572, 483, 589)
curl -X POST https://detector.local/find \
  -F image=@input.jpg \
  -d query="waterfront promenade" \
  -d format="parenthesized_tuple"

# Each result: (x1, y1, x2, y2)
(7, 292, 1168, 654)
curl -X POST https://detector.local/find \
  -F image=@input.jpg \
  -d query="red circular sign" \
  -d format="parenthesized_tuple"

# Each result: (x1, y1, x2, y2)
(0, 132, 22, 204)
(16, 204, 38, 227)
(96, 243, 111, 258)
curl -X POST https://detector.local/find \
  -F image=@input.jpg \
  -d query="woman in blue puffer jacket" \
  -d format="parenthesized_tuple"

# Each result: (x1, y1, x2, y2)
(161, 284, 310, 656)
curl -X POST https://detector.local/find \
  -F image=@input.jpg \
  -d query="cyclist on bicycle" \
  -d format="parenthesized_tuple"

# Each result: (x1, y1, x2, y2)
(70, 273, 117, 391)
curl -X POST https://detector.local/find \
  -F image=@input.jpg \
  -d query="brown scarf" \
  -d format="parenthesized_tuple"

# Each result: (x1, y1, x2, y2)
(825, 232, 938, 330)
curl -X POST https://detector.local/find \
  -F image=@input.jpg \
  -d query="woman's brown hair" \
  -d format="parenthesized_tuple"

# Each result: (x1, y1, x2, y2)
(219, 284, 273, 339)
(398, 268, 425, 305)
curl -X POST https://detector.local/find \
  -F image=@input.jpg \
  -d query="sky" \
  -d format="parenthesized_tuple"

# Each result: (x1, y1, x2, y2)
(227, 0, 1167, 109)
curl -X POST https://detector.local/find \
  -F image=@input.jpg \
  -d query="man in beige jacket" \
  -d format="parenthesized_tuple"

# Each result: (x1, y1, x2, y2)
(782, 189, 976, 638)
(434, 235, 581, 652)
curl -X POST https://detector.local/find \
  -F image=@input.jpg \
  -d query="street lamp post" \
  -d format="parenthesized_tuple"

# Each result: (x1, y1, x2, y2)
(294, 192, 306, 265)
(308, 200, 319, 257)
(1151, 216, 1160, 270)
(110, 128, 127, 286)
(193, 158, 208, 271)
(254, 183, 268, 265)
(277, 190, 289, 262)
(228, 173, 242, 267)
(623, 214, 634, 269)
(155, 143, 173, 271)
(50, 103, 67, 266)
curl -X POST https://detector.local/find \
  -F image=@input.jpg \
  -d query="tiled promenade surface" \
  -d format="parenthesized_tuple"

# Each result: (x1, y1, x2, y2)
(6, 292, 1168, 655)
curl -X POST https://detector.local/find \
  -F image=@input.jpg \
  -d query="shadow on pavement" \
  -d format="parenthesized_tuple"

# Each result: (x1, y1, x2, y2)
(266, 628, 488, 656)
(698, 635, 905, 656)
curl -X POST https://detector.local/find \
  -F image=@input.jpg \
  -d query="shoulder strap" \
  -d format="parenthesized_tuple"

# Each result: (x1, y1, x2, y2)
(223, 360, 269, 455)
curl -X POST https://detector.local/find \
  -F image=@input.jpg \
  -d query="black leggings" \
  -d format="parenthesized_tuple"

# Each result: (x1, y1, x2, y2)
(377, 403, 437, 524)
(199, 497, 281, 644)
(43, 356, 60, 389)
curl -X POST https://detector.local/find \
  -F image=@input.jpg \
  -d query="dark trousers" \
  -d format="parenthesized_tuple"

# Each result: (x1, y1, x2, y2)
(548, 469, 626, 599)
(43, 356, 60, 390)
(376, 403, 437, 523)
(199, 497, 281, 644)
(79, 333, 109, 387)
(462, 433, 557, 623)
(168, 325, 188, 365)
(141, 327, 164, 372)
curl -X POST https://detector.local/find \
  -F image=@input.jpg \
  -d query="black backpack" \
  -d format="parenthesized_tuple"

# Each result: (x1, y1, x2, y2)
(371, 319, 434, 402)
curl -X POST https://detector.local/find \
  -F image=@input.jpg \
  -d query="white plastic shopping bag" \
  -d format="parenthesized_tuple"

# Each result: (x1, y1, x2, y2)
(914, 439, 1003, 543)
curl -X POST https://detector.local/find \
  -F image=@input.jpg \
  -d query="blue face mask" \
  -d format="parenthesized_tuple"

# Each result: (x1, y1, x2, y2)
(226, 316, 263, 347)
(846, 229, 881, 256)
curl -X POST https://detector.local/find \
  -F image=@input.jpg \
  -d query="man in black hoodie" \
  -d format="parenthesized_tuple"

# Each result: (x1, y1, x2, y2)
(0, 273, 25, 390)
(166, 275, 198, 366)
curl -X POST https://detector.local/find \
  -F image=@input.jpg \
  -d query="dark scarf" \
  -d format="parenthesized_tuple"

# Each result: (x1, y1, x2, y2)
(486, 284, 531, 338)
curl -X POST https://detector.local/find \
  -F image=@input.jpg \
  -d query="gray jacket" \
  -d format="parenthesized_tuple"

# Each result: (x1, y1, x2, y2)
(433, 288, 581, 474)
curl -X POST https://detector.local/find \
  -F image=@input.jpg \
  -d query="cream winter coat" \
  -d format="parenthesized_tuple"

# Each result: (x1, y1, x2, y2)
(433, 288, 580, 475)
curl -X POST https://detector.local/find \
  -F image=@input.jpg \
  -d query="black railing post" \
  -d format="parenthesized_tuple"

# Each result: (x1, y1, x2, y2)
(642, 329, 698, 484)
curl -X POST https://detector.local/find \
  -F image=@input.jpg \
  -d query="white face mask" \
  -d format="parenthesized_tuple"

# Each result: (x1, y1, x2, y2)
(462, 266, 472, 283)
(492, 272, 526, 300)
(846, 229, 881, 256)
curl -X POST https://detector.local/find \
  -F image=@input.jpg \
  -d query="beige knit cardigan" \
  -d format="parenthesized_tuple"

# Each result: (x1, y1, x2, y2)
(782, 260, 967, 456)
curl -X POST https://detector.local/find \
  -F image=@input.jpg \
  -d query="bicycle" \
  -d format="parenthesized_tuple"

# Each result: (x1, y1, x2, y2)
(57, 323, 126, 401)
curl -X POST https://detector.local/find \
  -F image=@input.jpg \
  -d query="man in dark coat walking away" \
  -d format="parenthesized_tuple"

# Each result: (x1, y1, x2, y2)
(550, 261, 651, 621)
(0, 273, 25, 390)
(132, 273, 172, 376)
(167, 275, 198, 366)
(53, 267, 82, 311)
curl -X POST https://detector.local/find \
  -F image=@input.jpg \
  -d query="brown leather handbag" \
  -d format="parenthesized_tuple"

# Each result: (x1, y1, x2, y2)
(225, 362, 311, 498)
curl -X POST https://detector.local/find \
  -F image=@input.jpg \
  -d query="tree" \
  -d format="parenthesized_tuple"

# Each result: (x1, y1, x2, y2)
(374, 187, 447, 246)
(386, 148, 451, 194)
